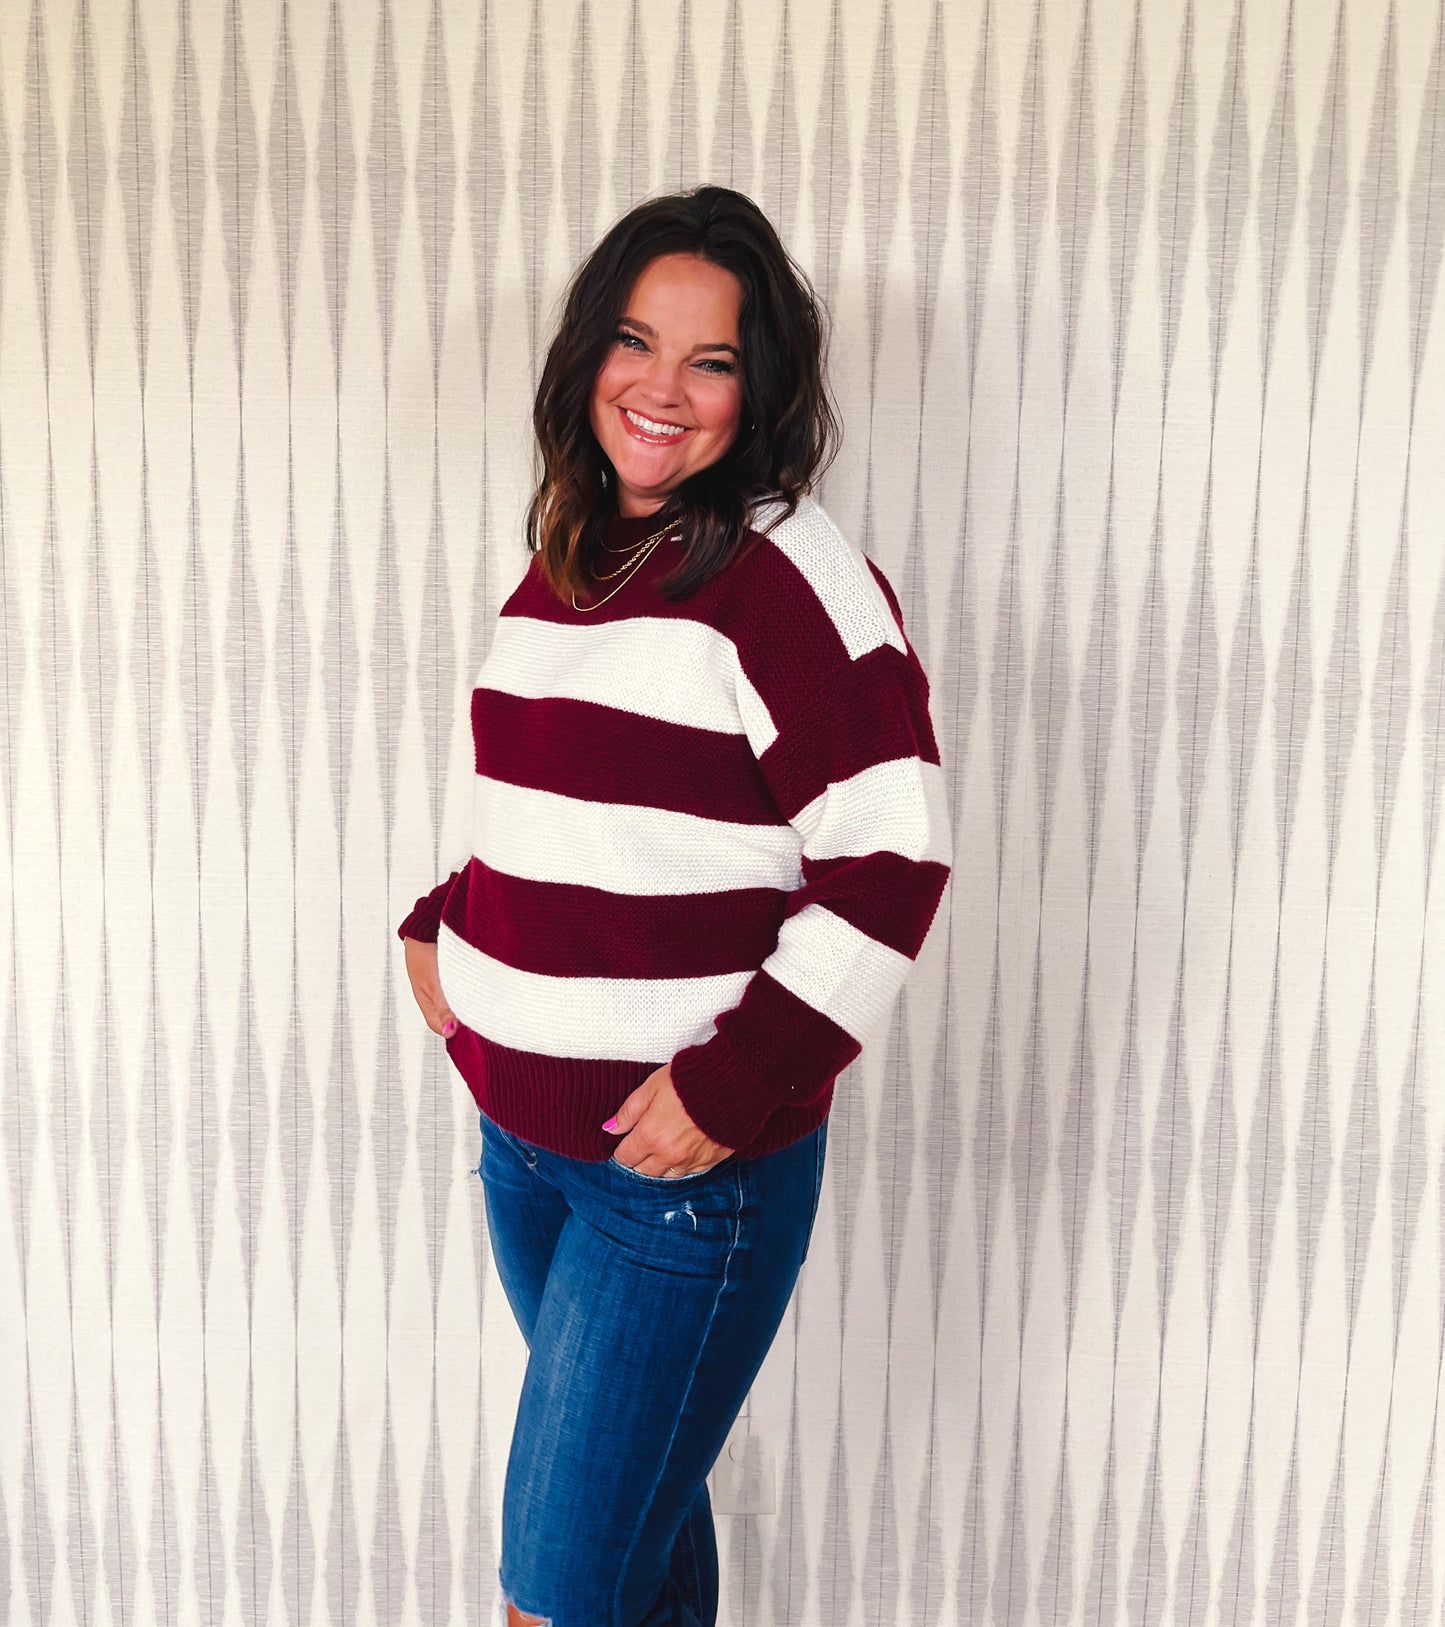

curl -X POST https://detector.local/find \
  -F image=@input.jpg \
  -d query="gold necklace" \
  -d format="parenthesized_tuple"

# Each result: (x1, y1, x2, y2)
(591, 517, 675, 577)
(572, 522, 676, 611)
(599, 512, 679, 554)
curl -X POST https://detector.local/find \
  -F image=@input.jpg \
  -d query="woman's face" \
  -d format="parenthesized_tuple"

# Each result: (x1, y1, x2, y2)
(590, 253, 745, 517)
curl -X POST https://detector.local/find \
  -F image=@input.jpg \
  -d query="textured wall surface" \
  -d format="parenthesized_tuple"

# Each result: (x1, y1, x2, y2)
(2, 1, 1443, 1623)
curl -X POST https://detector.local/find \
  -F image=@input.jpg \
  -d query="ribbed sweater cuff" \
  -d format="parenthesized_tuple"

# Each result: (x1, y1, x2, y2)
(397, 900, 443, 943)
(396, 869, 463, 944)
(668, 1033, 780, 1152)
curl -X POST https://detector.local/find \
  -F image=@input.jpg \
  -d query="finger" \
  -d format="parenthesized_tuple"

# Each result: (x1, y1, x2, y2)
(620, 1147, 674, 1176)
(654, 1153, 714, 1178)
(416, 980, 457, 1037)
(616, 1144, 658, 1173)
(420, 993, 458, 1038)
(403, 941, 455, 1036)
(601, 1076, 655, 1136)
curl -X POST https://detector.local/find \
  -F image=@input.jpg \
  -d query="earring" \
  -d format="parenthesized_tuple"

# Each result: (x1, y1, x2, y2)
(600, 465, 609, 488)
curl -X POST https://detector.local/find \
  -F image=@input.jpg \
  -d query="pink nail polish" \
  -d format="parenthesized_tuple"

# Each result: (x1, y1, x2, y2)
(601, 1116, 619, 1132)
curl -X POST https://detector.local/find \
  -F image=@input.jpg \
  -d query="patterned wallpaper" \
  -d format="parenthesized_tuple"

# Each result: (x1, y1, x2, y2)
(1, 1, 1443, 1623)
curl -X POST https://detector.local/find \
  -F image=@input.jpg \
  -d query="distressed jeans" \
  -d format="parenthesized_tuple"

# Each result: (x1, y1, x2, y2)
(476, 1107, 828, 1627)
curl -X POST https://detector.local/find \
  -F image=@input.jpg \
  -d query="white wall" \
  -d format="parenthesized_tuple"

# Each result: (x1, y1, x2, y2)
(1, 1, 1443, 1622)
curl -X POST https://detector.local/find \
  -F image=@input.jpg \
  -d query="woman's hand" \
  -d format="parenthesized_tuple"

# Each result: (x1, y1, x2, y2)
(403, 936, 459, 1039)
(603, 1063, 735, 1176)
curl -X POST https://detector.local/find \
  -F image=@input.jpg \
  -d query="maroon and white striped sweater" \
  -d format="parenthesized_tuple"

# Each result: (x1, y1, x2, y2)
(397, 495, 951, 1162)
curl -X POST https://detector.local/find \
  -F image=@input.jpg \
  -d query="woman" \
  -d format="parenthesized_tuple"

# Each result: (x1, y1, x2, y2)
(397, 186, 951, 1627)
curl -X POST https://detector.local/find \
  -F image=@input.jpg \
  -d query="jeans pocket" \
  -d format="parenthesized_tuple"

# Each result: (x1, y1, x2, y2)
(481, 1110, 539, 1170)
(607, 1152, 736, 1185)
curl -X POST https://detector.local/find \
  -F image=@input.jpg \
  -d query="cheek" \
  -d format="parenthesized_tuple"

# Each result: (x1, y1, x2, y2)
(592, 355, 633, 419)
(702, 383, 743, 440)
(591, 384, 626, 450)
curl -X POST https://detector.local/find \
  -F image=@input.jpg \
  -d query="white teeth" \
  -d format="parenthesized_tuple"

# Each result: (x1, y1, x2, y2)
(624, 408, 686, 437)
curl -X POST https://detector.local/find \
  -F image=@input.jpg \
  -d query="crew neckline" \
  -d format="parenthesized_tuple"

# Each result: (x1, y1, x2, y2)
(605, 506, 684, 544)
(571, 507, 684, 613)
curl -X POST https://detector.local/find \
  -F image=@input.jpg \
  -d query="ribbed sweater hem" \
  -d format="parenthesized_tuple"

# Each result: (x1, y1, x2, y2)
(444, 1024, 834, 1163)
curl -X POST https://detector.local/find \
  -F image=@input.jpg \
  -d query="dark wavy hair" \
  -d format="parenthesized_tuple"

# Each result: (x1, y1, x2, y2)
(525, 185, 840, 602)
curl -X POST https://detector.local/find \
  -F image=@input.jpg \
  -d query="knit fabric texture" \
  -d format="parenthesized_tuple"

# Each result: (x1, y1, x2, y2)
(396, 494, 952, 1162)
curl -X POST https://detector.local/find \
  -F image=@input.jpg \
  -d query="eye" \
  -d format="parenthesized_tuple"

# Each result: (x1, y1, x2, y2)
(616, 330, 647, 350)
(695, 358, 736, 375)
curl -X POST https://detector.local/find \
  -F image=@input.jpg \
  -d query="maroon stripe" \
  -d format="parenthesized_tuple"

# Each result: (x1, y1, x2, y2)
(714, 542, 855, 721)
(472, 688, 783, 823)
(758, 643, 942, 817)
(443, 862, 791, 977)
(793, 853, 952, 957)
(447, 1024, 835, 1163)
(866, 556, 907, 639)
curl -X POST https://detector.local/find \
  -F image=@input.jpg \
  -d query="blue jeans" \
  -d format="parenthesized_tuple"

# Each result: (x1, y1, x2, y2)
(476, 1108, 828, 1627)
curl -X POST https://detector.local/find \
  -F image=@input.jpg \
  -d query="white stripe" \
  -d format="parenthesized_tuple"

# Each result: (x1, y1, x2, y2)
(763, 904, 915, 1045)
(436, 896, 915, 1058)
(480, 614, 745, 732)
(734, 665, 777, 754)
(758, 496, 907, 661)
(793, 758, 953, 865)
(436, 923, 754, 1059)
(472, 775, 804, 893)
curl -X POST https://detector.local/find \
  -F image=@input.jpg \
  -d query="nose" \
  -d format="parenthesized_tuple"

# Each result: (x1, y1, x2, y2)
(637, 351, 684, 407)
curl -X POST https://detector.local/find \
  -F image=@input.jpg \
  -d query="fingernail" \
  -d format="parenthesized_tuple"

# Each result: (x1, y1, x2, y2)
(443, 1021, 456, 1037)
(601, 1116, 619, 1132)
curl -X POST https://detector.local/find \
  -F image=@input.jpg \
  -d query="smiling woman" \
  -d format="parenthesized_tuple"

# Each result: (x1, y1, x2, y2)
(397, 185, 950, 1627)
(523, 185, 839, 605)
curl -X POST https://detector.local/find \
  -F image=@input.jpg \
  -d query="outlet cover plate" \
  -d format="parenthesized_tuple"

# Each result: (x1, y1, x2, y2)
(710, 1425, 775, 1515)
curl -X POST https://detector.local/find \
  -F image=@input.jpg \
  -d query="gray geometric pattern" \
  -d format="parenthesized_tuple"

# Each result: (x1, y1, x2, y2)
(1, 1, 1442, 1623)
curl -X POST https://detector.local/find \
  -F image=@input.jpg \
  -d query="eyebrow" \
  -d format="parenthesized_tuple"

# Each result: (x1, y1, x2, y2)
(618, 317, 740, 358)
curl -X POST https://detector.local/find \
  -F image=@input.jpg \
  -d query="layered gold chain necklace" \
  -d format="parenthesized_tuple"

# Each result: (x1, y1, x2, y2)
(571, 515, 678, 612)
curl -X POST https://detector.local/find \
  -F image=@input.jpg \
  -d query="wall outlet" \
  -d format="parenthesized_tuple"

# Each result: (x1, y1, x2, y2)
(710, 1424, 775, 1515)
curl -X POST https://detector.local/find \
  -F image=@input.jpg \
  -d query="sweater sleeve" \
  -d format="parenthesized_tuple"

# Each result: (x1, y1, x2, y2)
(396, 866, 465, 944)
(667, 637, 952, 1150)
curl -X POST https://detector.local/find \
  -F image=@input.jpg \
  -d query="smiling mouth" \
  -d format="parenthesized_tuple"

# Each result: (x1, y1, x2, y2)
(619, 406, 691, 443)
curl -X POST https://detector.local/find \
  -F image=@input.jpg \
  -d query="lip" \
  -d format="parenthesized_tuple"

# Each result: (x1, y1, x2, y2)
(617, 405, 693, 445)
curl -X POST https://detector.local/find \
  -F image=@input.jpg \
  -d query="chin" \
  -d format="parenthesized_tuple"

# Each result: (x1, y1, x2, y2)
(608, 454, 687, 503)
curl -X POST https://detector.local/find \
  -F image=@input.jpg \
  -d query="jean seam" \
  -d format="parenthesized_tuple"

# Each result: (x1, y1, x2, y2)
(609, 1160, 744, 1626)
(799, 1126, 826, 1261)
(676, 1509, 702, 1619)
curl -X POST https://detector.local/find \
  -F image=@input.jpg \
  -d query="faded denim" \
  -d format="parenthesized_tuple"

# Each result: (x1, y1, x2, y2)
(476, 1107, 828, 1627)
